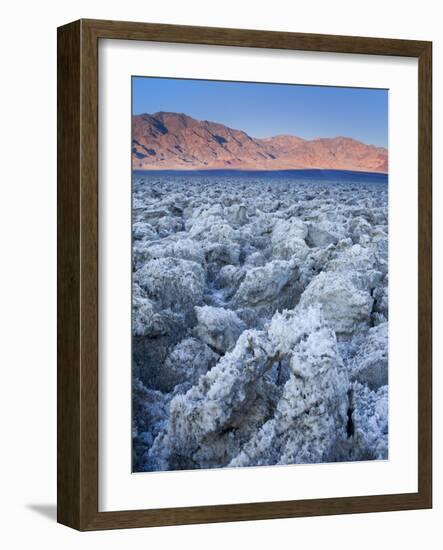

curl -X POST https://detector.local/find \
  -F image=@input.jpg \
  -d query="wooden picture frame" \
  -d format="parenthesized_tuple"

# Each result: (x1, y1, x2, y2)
(57, 18, 432, 530)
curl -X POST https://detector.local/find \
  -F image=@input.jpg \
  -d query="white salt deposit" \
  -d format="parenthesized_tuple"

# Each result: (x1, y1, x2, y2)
(131, 172, 389, 471)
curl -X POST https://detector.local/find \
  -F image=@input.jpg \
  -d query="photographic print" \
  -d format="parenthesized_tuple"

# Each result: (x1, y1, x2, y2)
(131, 76, 389, 473)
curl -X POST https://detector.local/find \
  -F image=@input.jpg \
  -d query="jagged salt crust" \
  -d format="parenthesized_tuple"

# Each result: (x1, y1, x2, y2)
(131, 173, 388, 471)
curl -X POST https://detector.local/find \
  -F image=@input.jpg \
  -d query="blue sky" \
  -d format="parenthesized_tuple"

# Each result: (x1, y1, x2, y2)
(132, 76, 388, 147)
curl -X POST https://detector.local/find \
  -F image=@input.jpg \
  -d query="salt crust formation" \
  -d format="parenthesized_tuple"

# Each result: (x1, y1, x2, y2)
(132, 174, 388, 471)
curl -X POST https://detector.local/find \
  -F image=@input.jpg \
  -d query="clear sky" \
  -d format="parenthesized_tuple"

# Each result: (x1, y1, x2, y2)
(132, 76, 388, 148)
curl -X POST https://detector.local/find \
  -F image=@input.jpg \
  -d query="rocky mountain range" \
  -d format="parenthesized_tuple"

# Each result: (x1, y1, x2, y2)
(132, 112, 388, 173)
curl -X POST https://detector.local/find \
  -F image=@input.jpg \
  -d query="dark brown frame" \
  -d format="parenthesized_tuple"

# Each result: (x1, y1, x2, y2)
(57, 18, 432, 531)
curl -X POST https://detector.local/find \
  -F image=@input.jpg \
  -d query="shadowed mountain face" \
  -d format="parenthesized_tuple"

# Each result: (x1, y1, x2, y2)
(132, 112, 388, 173)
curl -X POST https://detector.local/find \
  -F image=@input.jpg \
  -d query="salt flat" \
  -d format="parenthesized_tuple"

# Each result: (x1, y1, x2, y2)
(131, 170, 389, 472)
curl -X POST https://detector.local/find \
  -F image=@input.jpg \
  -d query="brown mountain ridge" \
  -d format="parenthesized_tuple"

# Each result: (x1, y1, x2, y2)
(132, 112, 388, 173)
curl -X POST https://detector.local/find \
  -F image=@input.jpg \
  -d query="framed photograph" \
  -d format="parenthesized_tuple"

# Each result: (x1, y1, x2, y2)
(57, 19, 432, 530)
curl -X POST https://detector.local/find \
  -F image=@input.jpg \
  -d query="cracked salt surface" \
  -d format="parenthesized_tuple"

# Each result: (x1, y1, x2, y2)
(131, 170, 388, 472)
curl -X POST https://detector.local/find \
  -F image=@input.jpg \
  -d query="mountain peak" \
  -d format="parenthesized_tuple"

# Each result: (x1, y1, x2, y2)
(153, 111, 194, 120)
(132, 112, 388, 173)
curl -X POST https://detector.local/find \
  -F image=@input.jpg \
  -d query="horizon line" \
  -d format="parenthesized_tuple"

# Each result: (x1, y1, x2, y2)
(132, 167, 388, 176)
